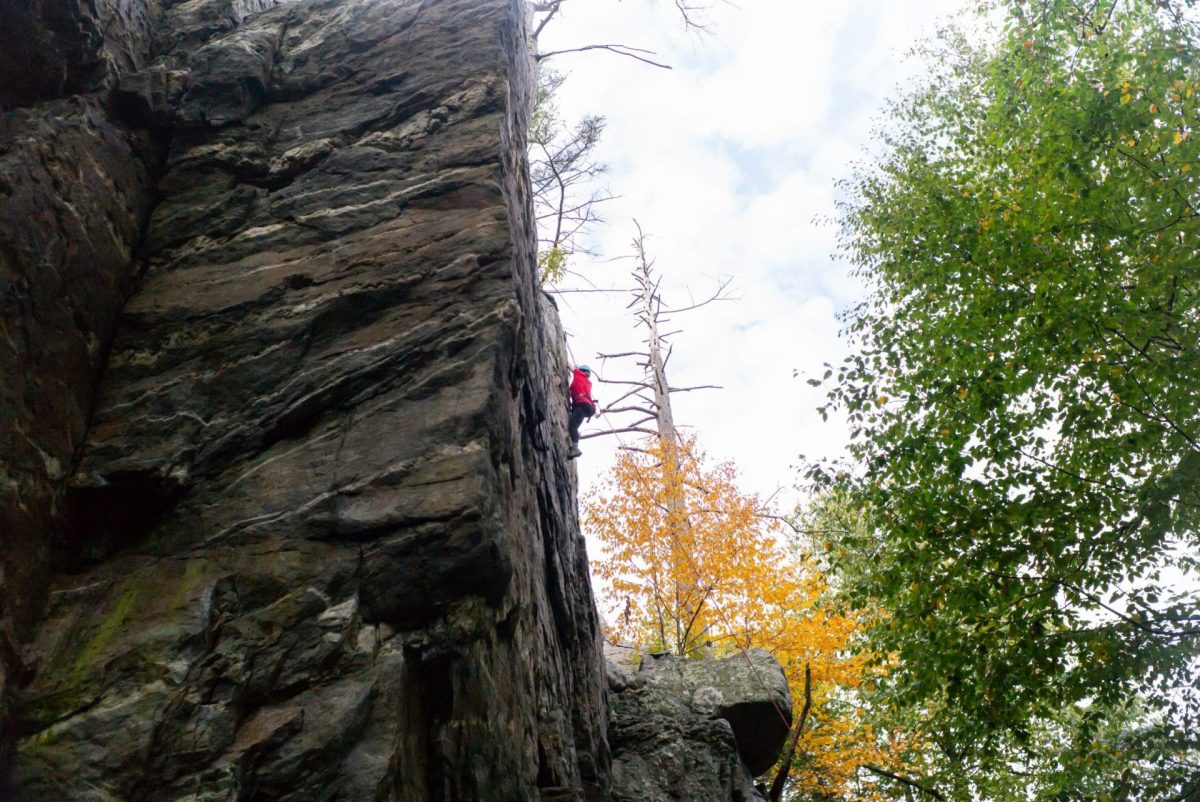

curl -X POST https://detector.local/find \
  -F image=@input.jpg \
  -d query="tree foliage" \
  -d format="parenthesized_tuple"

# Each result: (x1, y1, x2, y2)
(587, 437, 896, 798)
(816, 0, 1200, 797)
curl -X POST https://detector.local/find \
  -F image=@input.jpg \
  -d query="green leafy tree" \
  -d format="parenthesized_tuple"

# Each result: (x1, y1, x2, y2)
(814, 1, 1200, 797)
(804, 491, 1199, 800)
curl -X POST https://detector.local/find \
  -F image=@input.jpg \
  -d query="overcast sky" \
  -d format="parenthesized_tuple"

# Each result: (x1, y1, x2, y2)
(540, 0, 967, 518)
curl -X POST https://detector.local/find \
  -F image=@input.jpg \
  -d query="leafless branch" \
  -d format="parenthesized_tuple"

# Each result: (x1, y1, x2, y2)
(537, 44, 673, 69)
(662, 275, 736, 313)
(581, 426, 658, 439)
(531, 0, 564, 38)
(599, 351, 651, 359)
(600, 404, 658, 416)
(603, 385, 655, 409)
(672, 0, 718, 31)
(667, 384, 722, 393)
(547, 287, 633, 294)
(597, 377, 654, 388)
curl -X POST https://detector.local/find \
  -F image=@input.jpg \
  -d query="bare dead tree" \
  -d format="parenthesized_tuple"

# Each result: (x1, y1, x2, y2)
(581, 221, 732, 443)
(526, 0, 727, 284)
(580, 222, 733, 653)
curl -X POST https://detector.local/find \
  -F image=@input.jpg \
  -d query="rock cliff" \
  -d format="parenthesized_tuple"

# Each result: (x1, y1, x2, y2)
(0, 0, 795, 799)
(1, 1, 608, 799)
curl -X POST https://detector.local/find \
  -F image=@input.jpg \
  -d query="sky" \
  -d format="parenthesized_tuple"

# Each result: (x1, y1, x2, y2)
(538, 0, 966, 520)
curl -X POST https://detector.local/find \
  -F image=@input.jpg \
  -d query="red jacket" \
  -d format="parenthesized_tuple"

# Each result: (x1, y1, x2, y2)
(570, 369, 595, 407)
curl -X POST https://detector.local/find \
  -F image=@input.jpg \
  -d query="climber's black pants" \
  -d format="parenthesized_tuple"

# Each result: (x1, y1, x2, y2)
(569, 402, 594, 445)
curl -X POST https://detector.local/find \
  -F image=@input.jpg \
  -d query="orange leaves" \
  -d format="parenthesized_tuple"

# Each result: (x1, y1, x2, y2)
(587, 436, 793, 656)
(585, 436, 896, 796)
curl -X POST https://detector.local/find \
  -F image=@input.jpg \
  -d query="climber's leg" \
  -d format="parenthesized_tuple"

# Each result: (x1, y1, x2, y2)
(568, 402, 590, 458)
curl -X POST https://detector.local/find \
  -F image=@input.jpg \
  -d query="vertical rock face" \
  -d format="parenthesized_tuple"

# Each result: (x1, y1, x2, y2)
(0, 0, 161, 107)
(0, 0, 166, 744)
(2, 0, 610, 799)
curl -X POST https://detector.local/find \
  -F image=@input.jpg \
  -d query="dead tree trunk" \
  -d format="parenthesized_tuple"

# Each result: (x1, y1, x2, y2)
(587, 221, 732, 653)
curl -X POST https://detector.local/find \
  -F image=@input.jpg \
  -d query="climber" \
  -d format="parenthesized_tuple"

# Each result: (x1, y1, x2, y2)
(567, 364, 597, 459)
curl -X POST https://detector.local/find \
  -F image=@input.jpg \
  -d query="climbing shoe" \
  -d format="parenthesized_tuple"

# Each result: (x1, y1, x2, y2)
(568, 446, 582, 459)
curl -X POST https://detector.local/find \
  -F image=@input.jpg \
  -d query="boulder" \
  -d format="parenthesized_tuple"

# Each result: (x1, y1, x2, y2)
(606, 645, 793, 802)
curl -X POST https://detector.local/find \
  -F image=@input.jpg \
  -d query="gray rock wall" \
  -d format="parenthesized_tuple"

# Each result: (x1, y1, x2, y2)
(606, 646, 792, 802)
(0, 0, 166, 758)
(1, 0, 609, 799)
(0, 0, 162, 107)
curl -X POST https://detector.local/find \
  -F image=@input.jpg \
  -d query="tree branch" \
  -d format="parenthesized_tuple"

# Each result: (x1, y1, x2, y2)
(600, 405, 659, 418)
(546, 286, 633, 294)
(532, 0, 564, 39)
(537, 44, 673, 69)
(599, 351, 651, 359)
(861, 764, 946, 802)
(767, 664, 812, 802)
(602, 384, 656, 410)
(667, 384, 722, 393)
(662, 276, 735, 313)
(581, 426, 658, 440)
(596, 377, 654, 388)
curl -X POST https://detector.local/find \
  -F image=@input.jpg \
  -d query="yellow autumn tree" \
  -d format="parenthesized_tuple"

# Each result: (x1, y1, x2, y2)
(586, 436, 899, 800)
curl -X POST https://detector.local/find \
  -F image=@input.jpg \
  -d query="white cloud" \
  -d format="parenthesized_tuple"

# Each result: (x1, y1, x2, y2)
(539, 0, 969, 519)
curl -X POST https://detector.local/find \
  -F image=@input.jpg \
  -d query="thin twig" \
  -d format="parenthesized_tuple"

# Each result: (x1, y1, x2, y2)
(668, 384, 722, 393)
(537, 43, 673, 69)
(532, 0, 563, 39)
(581, 426, 658, 439)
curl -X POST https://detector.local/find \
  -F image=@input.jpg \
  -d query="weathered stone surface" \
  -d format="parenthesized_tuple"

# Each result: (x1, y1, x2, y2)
(0, 0, 162, 108)
(0, 0, 223, 769)
(606, 646, 792, 802)
(3, 0, 610, 799)
(643, 648, 793, 776)
(0, 95, 157, 642)
(0, 0, 288, 111)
